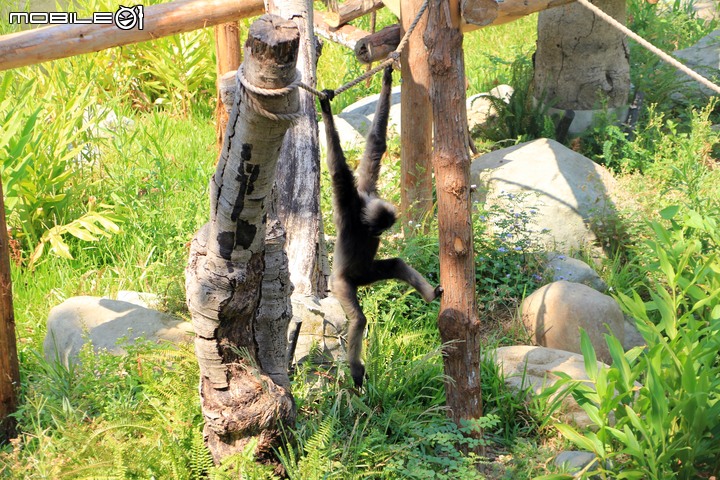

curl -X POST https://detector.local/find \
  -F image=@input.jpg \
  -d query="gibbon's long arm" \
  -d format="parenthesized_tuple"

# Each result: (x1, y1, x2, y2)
(356, 66, 393, 196)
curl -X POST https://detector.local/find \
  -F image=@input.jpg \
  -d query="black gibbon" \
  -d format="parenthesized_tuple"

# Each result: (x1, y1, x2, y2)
(319, 66, 443, 389)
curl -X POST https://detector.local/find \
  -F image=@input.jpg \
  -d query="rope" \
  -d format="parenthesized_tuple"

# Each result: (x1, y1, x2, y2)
(236, 65, 304, 122)
(576, 0, 720, 96)
(310, 0, 429, 100)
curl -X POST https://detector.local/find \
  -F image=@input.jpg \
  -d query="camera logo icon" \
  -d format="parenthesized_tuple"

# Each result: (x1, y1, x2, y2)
(115, 5, 144, 31)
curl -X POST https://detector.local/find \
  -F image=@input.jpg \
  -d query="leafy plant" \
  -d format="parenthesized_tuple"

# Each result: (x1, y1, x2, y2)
(555, 205, 720, 479)
(474, 192, 545, 312)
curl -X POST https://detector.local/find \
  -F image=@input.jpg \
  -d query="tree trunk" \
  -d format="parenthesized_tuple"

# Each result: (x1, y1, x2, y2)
(214, 22, 242, 152)
(0, 177, 19, 443)
(424, 0, 483, 451)
(267, 0, 329, 298)
(533, 0, 630, 110)
(185, 14, 298, 464)
(401, 0, 434, 231)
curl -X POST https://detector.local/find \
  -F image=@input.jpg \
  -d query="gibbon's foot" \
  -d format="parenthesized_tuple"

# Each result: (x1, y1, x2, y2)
(350, 363, 366, 389)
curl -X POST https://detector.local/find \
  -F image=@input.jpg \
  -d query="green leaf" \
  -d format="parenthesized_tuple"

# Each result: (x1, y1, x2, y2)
(580, 330, 598, 380)
(659, 205, 679, 220)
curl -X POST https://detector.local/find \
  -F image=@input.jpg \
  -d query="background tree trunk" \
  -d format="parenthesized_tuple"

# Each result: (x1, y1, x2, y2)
(0, 177, 19, 443)
(267, 0, 329, 298)
(185, 15, 298, 464)
(424, 0, 483, 451)
(401, 0, 434, 231)
(533, 0, 630, 110)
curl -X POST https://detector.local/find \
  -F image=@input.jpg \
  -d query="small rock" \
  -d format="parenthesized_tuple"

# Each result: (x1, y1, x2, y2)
(289, 294, 348, 365)
(44, 296, 193, 367)
(546, 253, 608, 292)
(554, 450, 598, 476)
(521, 281, 625, 363)
(490, 345, 610, 428)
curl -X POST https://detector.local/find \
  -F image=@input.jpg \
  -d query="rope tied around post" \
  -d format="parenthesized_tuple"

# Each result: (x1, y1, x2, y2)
(236, 64, 304, 122)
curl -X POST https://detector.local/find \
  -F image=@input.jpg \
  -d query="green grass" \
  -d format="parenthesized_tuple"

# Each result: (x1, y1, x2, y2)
(1, 0, 720, 477)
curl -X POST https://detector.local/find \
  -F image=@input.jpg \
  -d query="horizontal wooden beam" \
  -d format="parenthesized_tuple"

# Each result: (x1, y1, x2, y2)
(461, 0, 577, 30)
(354, 24, 400, 64)
(324, 0, 385, 27)
(0, 0, 264, 71)
(313, 10, 370, 50)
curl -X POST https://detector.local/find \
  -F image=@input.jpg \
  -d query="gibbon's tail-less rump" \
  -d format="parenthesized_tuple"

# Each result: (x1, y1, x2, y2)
(319, 66, 442, 389)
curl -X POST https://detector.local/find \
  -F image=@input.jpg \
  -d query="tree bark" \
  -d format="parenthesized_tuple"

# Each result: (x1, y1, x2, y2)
(185, 14, 298, 464)
(266, 0, 329, 298)
(0, 178, 19, 443)
(214, 22, 242, 153)
(533, 0, 630, 110)
(0, 0, 264, 71)
(401, 0, 434, 231)
(424, 0, 483, 450)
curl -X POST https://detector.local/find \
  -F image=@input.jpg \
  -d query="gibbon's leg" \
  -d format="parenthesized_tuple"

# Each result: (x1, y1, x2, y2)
(356, 66, 393, 196)
(333, 277, 368, 388)
(369, 258, 442, 303)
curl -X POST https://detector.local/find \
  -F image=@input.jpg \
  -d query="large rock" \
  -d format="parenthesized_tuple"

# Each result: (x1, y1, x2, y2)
(521, 281, 625, 363)
(289, 294, 348, 365)
(490, 345, 611, 428)
(44, 296, 193, 367)
(674, 30, 720, 97)
(318, 86, 401, 151)
(471, 138, 618, 254)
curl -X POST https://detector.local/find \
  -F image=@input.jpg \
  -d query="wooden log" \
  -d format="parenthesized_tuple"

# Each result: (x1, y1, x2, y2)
(0, 177, 19, 444)
(325, 0, 385, 27)
(186, 14, 298, 463)
(0, 0, 264, 71)
(354, 24, 400, 64)
(313, 10, 369, 49)
(424, 0, 483, 453)
(267, 1, 329, 298)
(461, 0, 577, 29)
(400, 0, 433, 229)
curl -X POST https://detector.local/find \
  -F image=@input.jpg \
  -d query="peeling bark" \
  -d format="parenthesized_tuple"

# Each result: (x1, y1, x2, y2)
(267, 0, 329, 298)
(186, 14, 299, 463)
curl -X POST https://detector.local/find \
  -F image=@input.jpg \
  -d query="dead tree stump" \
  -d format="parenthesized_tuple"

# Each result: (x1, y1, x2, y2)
(185, 14, 299, 464)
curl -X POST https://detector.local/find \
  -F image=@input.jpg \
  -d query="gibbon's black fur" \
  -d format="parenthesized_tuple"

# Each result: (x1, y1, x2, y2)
(319, 67, 442, 389)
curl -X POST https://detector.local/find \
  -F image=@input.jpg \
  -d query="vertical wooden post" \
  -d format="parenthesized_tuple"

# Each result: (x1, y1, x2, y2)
(424, 0, 483, 450)
(186, 15, 298, 463)
(0, 177, 19, 443)
(214, 22, 243, 152)
(266, 0, 329, 298)
(400, 0, 434, 230)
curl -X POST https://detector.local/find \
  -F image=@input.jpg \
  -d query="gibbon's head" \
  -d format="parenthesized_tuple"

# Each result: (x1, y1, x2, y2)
(363, 198, 397, 237)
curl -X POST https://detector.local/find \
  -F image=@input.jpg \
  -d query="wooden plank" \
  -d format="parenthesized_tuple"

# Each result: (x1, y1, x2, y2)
(314, 10, 369, 49)
(462, 0, 577, 29)
(0, 0, 264, 71)
(325, 0, 385, 27)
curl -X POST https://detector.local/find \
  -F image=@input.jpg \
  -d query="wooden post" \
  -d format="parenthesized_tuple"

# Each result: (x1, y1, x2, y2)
(266, 1, 328, 298)
(185, 15, 298, 464)
(214, 22, 242, 152)
(424, 0, 483, 451)
(400, 0, 434, 231)
(355, 24, 400, 64)
(0, 0, 264, 71)
(0, 178, 20, 443)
